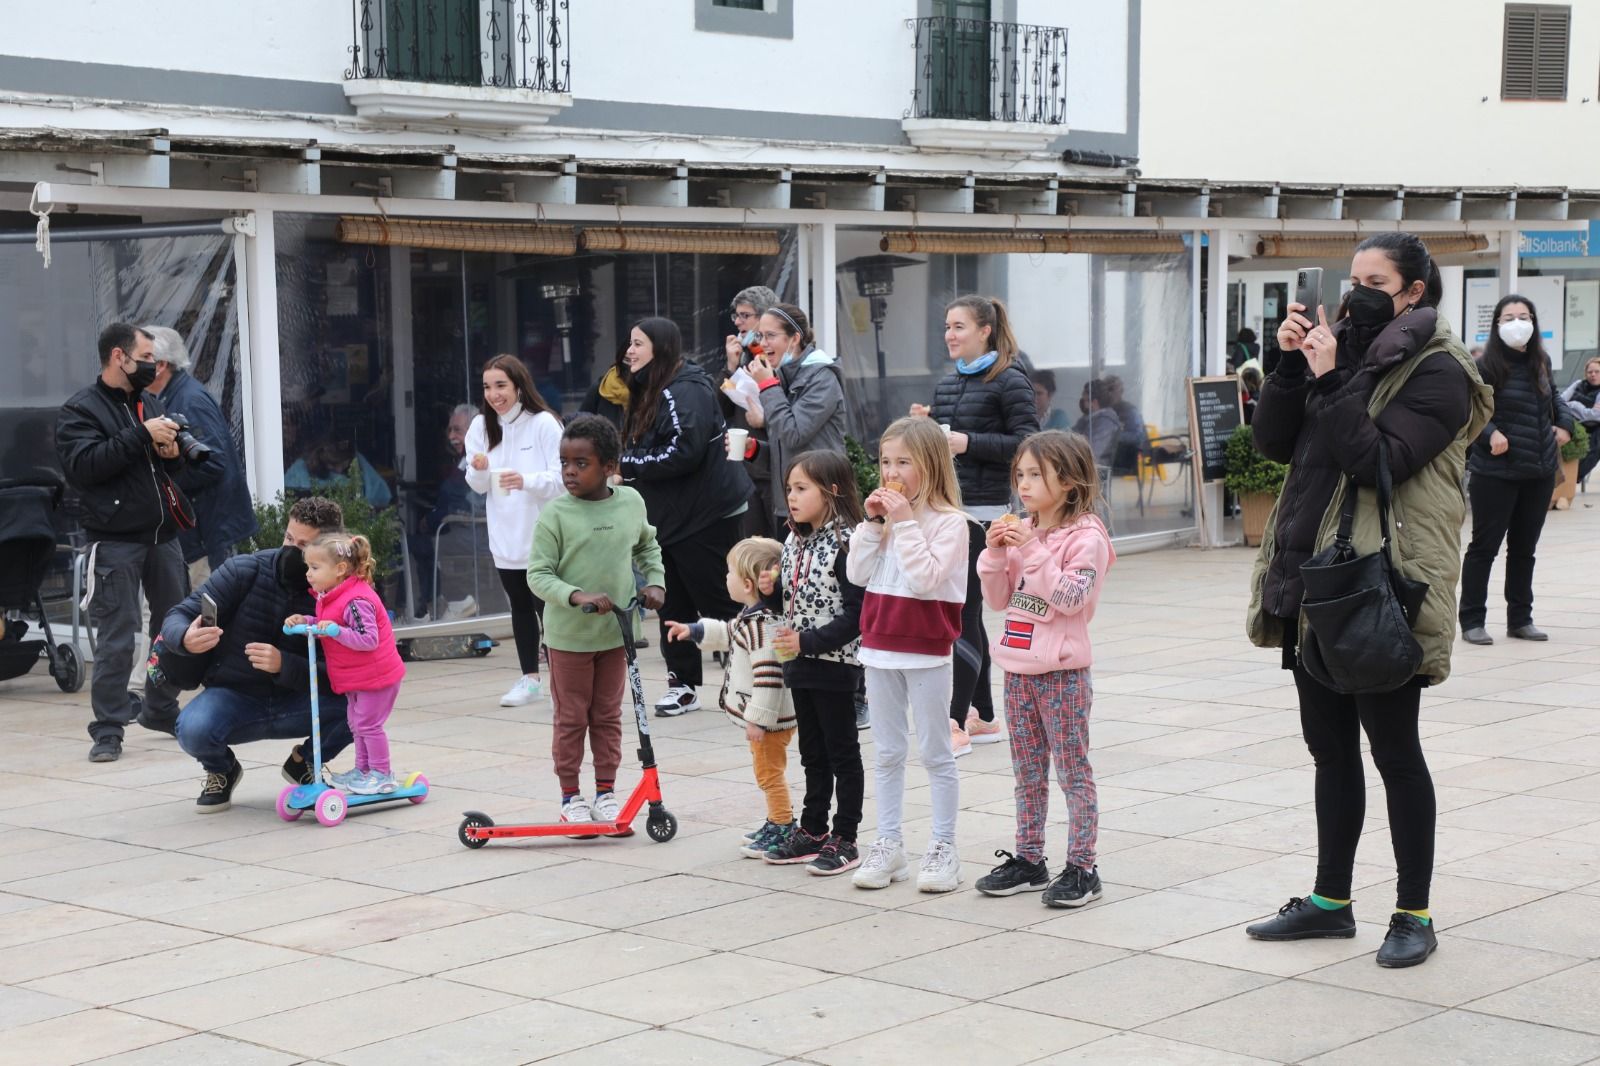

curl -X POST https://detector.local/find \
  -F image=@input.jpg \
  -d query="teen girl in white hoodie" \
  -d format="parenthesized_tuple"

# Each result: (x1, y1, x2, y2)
(465, 354, 563, 706)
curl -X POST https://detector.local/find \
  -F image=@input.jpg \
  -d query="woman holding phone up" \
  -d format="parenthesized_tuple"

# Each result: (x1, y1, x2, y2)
(1244, 232, 1491, 969)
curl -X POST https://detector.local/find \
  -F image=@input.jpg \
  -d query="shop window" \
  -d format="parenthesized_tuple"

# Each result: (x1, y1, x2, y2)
(1502, 3, 1570, 100)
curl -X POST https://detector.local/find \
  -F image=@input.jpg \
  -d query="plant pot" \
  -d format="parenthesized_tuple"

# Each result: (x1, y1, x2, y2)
(1551, 457, 1579, 510)
(1239, 492, 1277, 546)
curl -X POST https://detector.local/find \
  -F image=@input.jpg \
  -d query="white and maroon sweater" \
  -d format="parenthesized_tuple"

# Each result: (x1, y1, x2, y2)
(846, 506, 968, 665)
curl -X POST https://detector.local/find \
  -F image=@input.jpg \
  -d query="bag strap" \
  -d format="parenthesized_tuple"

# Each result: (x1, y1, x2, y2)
(1334, 435, 1398, 556)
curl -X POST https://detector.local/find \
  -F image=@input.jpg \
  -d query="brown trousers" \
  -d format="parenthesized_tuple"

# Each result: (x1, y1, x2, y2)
(548, 647, 626, 793)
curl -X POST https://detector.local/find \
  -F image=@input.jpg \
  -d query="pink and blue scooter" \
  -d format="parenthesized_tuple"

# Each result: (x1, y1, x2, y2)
(275, 622, 429, 826)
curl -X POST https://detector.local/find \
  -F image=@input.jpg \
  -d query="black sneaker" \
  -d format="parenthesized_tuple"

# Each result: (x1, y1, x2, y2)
(807, 836, 861, 877)
(197, 760, 243, 813)
(1376, 913, 1438, 968)
(976, 849, 1050, 896)
(739, 820, 792, 859)
(88, 735, 122, 763)
(281, 745, 322, 786)
(763, 825, 827, 865)
(1245, 896, 1357, 940)
(1042, 864, 1103, 908)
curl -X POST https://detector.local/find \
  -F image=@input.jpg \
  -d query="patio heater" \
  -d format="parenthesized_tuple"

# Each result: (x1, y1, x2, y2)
(839, 254, 922, 382)
(540, 281, 582, 367)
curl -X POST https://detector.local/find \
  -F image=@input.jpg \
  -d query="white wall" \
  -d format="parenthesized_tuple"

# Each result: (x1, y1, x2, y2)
(1016, 0, 1128, 133)
(1140, 0, 1600, 185)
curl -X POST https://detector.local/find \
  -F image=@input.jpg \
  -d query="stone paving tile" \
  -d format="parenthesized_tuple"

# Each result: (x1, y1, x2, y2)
(3, 511, 1598, 1062)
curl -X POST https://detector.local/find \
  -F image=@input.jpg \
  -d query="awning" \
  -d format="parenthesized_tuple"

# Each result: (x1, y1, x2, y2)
(879, 231, 1187, 254)
(335, 217, 578, 255)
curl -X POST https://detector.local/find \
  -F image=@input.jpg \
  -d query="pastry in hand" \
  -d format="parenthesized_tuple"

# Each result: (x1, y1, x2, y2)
(998, 513, 1020, 527)
(882, 480, 905, 494)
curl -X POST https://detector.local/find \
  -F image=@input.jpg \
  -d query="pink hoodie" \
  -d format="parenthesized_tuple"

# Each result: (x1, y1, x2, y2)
(977, 513, 1115, 675)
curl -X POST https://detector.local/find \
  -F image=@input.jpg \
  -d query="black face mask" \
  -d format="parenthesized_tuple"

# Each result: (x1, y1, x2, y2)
(275, 545, 309, 592)
(124, 358, 158, 393)
(1345, 284, 1403, 328)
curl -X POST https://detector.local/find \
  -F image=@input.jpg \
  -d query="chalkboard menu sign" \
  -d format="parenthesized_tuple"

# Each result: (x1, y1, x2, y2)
(1187, 376, 1243, 483)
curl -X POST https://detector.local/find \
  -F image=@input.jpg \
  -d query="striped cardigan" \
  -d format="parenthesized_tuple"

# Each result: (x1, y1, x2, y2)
(694, 606, 795, 733)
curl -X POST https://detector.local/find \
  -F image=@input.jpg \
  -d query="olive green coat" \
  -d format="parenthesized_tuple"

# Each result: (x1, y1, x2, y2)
(1246, 318, 1493, 685)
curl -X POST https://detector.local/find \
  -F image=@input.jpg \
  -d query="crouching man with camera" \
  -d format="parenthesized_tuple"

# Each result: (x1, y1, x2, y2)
(57, 323, 221, 762)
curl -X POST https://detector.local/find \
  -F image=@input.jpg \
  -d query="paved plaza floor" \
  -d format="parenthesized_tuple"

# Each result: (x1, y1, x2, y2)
(2, 500, 1598, 1065)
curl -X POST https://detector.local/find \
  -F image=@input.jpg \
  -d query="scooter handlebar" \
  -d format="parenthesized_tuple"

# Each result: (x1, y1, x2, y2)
(580, 597, 642, 616)
(283, 622, 342, 637)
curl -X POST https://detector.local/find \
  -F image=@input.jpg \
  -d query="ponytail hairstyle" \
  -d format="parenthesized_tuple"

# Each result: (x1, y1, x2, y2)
(1012, 430, 1100, 530)
(945, 294, 1020, 381)
(623, 317, 685, 446)
(879, 415, 963, 514)
(1350, 231, 1444, 312)
(310, 532, 377, 585)
(481, 353, 558, 450)
(784, 449, 865, 533)
(762, 303, 815, 357)
(1480, 293, 1553, 397)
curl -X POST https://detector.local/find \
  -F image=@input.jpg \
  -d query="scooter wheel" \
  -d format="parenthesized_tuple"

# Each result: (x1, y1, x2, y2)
(275, 785, 303, 822)
(646, 810, 678, 843)
(406, 773, 429, 803)
(458, 811, 493, 849)
(315, 790, 347, 827)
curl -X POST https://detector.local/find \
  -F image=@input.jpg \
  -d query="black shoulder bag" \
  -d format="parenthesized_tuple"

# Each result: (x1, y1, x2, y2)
(1297, 438, 1430, 695)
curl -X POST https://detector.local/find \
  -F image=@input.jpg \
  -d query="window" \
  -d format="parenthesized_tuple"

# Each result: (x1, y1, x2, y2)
(713, 0, 766, 9)
(694, 0, 792, 38)
(1502, 3, 1570, 100)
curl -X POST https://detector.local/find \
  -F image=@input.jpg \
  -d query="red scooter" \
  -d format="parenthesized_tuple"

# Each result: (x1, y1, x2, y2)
(457, 599, 678, 848)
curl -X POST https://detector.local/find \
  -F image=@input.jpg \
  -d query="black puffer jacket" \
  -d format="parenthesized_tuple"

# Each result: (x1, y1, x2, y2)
(158, 549, 339, 703)
(621, 362, 753, 545)
(1469, 352, 1572, 481)
(1252, 308, 1472, 619)
(930, 364, 1039, 507)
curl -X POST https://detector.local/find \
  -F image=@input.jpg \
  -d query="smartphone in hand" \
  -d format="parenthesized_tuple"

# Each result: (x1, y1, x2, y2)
(200, 592, 219, 628)
(1294, 268, 1324, 323)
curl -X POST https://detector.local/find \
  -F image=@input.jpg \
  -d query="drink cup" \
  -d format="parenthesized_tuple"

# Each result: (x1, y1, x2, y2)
(726, 428, 749, 461)
(940, 423, 953, 435)
(774, 625, 799, 662)
(491, 468, 514, 496)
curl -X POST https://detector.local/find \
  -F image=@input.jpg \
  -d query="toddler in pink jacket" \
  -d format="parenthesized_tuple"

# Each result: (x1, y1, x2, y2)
(974, 430, 1115, 909)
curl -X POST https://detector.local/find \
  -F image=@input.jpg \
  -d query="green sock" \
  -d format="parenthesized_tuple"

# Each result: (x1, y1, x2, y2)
(1310, 893, 1351, 911)
(1397, 907, 1431, 925)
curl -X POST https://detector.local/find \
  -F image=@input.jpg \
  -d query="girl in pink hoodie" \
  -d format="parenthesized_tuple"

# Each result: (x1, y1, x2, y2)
(975, 430, 1114, 909)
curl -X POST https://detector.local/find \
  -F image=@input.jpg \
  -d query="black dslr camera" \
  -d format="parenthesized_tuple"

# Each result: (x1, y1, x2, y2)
(165, 413, 213, 462)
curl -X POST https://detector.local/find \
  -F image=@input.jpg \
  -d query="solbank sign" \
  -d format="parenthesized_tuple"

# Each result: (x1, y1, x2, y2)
(1519, 222, 1596, 257)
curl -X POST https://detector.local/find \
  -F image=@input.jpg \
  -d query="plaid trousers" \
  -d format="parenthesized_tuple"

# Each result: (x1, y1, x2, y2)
(1005, 667, 1097, 869)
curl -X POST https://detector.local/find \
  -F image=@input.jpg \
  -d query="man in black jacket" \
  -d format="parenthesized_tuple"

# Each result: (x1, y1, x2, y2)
(159, 497, 354, 812)
(56, 323, 213, 762)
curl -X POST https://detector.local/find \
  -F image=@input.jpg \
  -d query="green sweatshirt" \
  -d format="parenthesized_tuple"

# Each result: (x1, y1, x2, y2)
(527, 486, 666, 653)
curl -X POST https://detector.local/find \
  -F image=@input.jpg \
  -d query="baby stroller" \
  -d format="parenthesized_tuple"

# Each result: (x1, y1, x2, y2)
(0, 476, 85, 692)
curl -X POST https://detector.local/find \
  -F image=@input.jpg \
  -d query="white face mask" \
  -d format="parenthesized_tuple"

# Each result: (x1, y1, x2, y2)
(1498, 319, 1535, 349)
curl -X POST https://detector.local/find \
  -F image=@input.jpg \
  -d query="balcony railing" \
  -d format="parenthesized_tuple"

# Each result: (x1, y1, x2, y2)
(346, 0, 570, 92)
(907, 16, 1066, 125)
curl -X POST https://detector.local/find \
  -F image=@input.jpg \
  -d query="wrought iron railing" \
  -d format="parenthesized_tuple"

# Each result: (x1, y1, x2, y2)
(907, 16, 1066, 125)
(346, 0, 570, 92)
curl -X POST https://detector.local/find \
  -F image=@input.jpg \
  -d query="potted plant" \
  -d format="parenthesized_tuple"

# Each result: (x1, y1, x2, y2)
(1223, 423, 1287, 546)
(237, 461, 404, 600)
(1551, 421, 1590, 511)
(846, 435, 880, 499)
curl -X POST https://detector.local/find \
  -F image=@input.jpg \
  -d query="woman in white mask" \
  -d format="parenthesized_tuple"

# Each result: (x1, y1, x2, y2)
(1458, 294, 1575, 646)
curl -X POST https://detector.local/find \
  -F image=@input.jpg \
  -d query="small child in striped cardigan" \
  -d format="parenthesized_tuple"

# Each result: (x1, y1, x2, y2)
(666, 537, 794, 855)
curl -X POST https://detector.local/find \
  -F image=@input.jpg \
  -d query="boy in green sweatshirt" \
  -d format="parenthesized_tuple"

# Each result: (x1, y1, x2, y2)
(528, 415, 666, 826)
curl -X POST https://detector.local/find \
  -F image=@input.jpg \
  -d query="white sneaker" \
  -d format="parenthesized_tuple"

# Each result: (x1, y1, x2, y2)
(349, 770, 397, 795)
(852, 836, 910, 890)
(330, 767, 365, 789)
(917, 839, 962, 893)
(499, 675, 544, 707)
(561, 795, 594, 823)
(653, 684, 700, 717)
(443, 595, 478, 620)
(592, 792, 621, 822)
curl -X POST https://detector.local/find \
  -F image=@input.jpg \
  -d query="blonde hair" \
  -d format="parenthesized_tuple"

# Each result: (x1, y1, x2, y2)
(1014, 430, 1100, 529)
(945, 294, 1020, 382)
(308, 532, 377, 585)
(726, 536, 784, 587)
(880, 416, 963, 514)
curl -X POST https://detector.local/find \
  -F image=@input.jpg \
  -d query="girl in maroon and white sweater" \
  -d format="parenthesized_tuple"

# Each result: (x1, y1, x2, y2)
(846, 417, 969, 894)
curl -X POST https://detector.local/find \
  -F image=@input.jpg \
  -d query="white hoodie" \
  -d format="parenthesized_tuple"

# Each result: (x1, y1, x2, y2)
(463, 405, 563, 569)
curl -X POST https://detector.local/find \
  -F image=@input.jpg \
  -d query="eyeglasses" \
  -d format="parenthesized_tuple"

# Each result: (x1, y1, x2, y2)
(731, 310, 757, 323)
(758, 331, 786, 345)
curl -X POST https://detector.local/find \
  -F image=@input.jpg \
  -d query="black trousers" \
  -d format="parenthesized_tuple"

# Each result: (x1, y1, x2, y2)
(950, 518, 995, 724)
(496, 568, 545, 675)
(793, 686, 865, 841)
(88, 538, 188, 740)
(659, 511, 745, 689)
(1459, 473, 1553, 629)
(1293, 666, 1435, 911)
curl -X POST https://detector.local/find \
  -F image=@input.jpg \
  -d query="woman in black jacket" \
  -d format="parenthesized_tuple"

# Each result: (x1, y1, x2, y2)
(1458, 294, 1574, 645)
(621, 317, 753, 716)
(915, 294, 1040, 754)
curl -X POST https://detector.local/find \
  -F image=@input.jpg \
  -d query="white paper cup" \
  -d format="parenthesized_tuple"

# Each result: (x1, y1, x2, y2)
(491, 468, 514, 496)
(940, 423, 953, 435)
(726, 428, 749, 461)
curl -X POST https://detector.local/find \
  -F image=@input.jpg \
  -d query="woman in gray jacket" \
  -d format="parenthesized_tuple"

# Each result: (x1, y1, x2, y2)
(746, 303, 847, 533)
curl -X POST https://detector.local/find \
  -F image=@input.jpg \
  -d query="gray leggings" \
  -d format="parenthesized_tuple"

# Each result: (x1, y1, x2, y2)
(865, 662, 958, 846)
